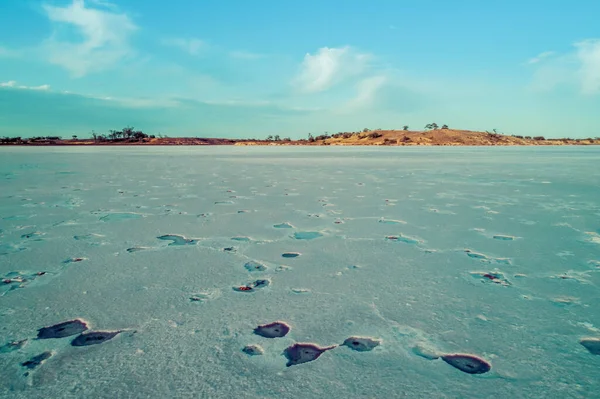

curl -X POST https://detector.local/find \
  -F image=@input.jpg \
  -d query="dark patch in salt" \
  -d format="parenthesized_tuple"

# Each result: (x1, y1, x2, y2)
(282, 252, 300, 258)
(233, 279, 271, 292)
(157, 234, 199, 246)
(465, 249, 487, 260)
(254, 321, 291, 338)
(242, 345, 264, 356)
(470, 271, 511, 286)
(21, 232, 43, 239)
(71, 331, 121, 346)
(127, 247, 151, 253)
(580, 338, 600, 355)
(63, 257, 85, 264)
(274, 222, 293, 229)
(441, 353, 491, 374)
(386, 234, 421, 244)
(223, 247, 236, 253)
(493, 235, 515, 241)
(21, 351, 52, 370)
(283, 343, 337, 367)
(37, 319, 88, 339)
(244, 261, 267, 272)
(292, 232, 323, 240)
(0, 339, 27, 354)
(342, 336, 381, 352)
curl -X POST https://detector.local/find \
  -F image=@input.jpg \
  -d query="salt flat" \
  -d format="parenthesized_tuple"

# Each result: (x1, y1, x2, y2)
(1, 146, 599, 398)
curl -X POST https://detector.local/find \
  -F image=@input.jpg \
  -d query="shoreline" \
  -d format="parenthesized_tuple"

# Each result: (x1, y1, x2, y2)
(2, 128, 599, 147)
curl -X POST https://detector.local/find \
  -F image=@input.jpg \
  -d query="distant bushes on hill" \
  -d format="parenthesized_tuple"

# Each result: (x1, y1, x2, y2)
(0, 136, 62, 144)
(93, 127, 155, 142)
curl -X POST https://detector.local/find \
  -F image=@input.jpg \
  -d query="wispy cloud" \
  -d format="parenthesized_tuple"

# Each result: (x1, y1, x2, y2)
(293, 46, 371, 93)
(344, 75, 387, 110)
(1, 80, 50, 90)
(41, 0, 137, 77)
(161, 38, 205, 55)
(229, 50, 264, 60)
(527, 51, 555, 64)
(0, 46, 21, 58)
(529, 39, 600, 95)
(575, 39, 600, 95)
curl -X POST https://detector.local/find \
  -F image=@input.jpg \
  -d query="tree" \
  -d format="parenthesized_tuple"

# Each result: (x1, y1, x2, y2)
(441, 124, 449, 129)
(424, 124, 432, 130)
(122, 126, 134, 139)
(431, 123, 439, 130)
(266, 135, 274, 141)
(403, 125, 409, 131)
(363, 128, 370, 132)
(274, 135, 281, 141)
(72, 135, 77, 140)
(308, 133, 315, 142)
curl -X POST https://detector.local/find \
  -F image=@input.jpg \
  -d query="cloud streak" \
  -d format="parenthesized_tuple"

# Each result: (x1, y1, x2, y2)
(528, 39, 600, 95)
(576, 39, 600, 95)
(41, 0, 137, 77)
(161, 38, 205, 55)
(229, 50, 264, 60)
(527, 51, 555, 64)
(1, 80, 50, 90)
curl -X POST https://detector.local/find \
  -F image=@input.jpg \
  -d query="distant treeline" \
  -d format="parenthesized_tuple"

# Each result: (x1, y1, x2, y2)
(0, 127, 155, 145)
(0, 136, 62, 144)
(92, 127, 155, 142)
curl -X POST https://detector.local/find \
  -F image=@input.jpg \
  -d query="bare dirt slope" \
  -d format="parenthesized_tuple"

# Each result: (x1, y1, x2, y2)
(237, 129, 599, 146)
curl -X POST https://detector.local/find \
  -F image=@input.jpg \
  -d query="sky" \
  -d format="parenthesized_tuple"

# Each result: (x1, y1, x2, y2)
(1, 0, 599, 139)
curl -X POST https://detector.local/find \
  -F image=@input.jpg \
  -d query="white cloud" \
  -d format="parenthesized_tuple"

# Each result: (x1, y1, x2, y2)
(529, 39, 600, 95)
(161, 38, 205, 55)
(575, 39, 600, 95)
(1, 80, 50, 90)
(293, 46, 370, 93)
(527, 51, 555, 64)
(41, 0, 137, 77)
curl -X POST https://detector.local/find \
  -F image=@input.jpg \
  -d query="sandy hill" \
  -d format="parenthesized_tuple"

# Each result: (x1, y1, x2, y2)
(237, 129, 599, 146)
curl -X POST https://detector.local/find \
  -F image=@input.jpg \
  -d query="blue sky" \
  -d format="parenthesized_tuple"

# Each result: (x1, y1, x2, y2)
(1, 0, 599, 139)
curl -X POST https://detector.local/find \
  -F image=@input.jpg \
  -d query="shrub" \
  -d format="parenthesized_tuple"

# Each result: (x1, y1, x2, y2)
(533, 136, 545, 141)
